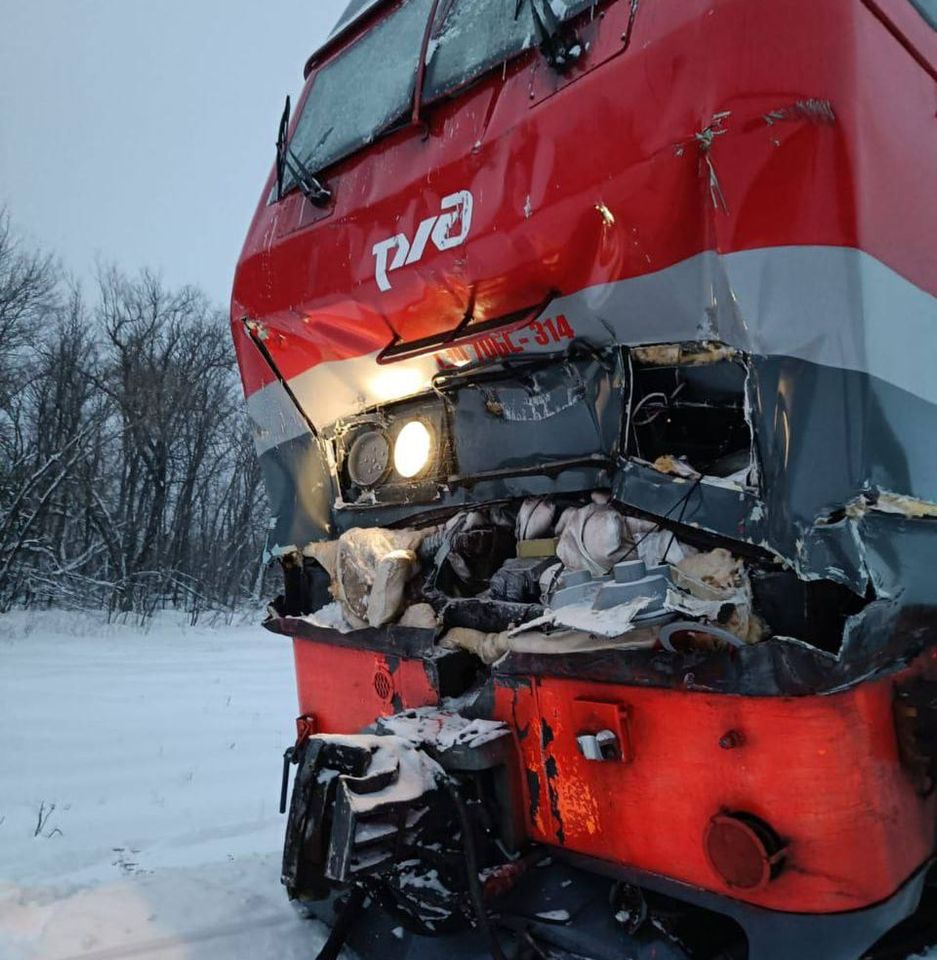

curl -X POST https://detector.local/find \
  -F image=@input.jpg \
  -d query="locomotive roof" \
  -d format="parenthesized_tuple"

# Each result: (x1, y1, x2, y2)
(329, 0, 387, 41)
(306, 0, 390, 73)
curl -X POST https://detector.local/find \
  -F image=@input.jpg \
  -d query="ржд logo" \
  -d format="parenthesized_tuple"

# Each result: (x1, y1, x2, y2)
(372, 190, 474, 292)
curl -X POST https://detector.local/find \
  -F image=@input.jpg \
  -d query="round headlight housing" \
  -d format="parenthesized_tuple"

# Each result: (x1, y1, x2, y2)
(347, 430, 390, 487)
(393, 421, 433, 479)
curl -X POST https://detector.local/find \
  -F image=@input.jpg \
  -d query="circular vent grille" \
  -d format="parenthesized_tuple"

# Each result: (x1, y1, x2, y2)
(373, 668, 394, 702)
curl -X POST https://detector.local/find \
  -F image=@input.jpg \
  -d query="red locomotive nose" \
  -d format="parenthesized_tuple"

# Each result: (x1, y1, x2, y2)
(233, 0, 937, 957)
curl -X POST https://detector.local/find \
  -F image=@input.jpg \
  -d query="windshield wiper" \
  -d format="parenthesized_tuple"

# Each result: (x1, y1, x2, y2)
(515, 0, 583, 73)
(284, 149, 332, 207)
(275, 95, 291, 201)
(274, 94, 332, 207)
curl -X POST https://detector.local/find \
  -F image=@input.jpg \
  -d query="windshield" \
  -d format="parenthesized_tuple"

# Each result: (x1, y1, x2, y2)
(423, 0, 538, 103)
(909, 0, 937, 28)
(285, 0, 601, 188)
(425, 0, 597, 102)
(288, 0, 434, 179)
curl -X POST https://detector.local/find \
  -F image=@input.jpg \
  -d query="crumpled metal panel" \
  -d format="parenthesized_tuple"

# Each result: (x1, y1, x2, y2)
(450, 352, 624, 478)
(233, 0, 937, 612)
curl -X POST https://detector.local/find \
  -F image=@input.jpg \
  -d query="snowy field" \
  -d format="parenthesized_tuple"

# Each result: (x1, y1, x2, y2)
(0, 609, 341, 960)
(1, 609, 933, 960)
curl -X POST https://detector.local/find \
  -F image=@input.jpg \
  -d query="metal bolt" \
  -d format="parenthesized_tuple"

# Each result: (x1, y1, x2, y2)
(720, 729, 746, 750)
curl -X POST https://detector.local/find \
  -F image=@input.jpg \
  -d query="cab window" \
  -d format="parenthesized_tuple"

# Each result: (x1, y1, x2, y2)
(288, 0, 434, 177)
(423, 0, 599, 103)
(909, 0, 936, 28)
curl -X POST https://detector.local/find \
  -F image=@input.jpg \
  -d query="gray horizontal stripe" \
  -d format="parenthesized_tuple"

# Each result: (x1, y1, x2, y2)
(247, 245, 937, 440)
(562, 245, 937, 408)
(245, 379, 311, 455)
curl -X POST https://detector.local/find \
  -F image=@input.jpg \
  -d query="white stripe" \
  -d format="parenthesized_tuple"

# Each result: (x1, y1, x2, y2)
(247, 245, 937, 447)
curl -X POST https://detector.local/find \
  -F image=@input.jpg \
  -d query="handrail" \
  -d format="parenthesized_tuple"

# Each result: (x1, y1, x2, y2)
(376, 289, 557, 365)
(412, 0, 444, 126)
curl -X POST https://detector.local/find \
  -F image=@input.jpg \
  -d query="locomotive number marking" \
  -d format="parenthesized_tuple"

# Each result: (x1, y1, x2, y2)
(435, 314, 576, 369)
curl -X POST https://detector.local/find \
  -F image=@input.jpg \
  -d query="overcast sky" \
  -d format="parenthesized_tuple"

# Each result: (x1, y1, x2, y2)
(0, 0, 348, 306)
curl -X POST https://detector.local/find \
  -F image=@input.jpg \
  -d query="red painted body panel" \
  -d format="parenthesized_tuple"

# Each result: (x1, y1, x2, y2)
(292, 638, 439, 732)
(492, 664, 937, 914)
(290, 634, 936, 914)
(232, 0, 937, 401)
(239, 0, 937, 930)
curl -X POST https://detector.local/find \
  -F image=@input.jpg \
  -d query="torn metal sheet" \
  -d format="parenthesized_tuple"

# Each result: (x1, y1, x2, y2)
(236, 0, 937, 620)
(763, 98, 837, 125)
(234, 2, 937, 953)
(694, 111, 731, 213)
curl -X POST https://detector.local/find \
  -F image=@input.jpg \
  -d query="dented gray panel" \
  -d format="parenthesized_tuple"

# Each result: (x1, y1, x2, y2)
(557, 246, 937, 409)
(259, 432, 334, 558)
(265, 246, 937, 432)
(746, 355, 937, 596)
(451, 353, 625, 477)
(259, 345, 937, 608)
(246, 379, 312, 456)
(250, 243, 937, 606)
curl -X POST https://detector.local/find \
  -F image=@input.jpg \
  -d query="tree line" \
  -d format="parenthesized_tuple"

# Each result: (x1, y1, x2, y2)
(0, 209, 272, 620)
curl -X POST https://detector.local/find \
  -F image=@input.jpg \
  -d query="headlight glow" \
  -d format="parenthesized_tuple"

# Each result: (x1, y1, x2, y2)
(393, 421, 433, 479)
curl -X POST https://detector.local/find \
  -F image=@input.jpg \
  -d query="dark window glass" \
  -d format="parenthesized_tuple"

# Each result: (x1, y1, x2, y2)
(424, 0, 599, 102)
(289, 0, 434, 177)
(909, 0, 937, 29)
(552, 0, 601, 17)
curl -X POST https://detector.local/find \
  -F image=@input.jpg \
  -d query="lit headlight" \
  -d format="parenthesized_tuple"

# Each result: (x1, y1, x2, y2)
(393, 421, 433, 479)
(335, 406, 445, 503)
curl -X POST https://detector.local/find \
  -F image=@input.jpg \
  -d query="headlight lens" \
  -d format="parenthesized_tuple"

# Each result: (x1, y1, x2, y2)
(346, 430, 390, 487)
(393, 421, 433, 478)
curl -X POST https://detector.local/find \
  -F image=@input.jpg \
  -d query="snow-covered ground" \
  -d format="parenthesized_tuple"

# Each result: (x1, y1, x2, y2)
(1, 609, 933, 960)
(0, 609, 342, 960)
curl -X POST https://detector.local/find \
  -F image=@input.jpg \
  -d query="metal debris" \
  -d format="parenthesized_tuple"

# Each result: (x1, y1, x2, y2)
(695, 111, 731, 214)
(595, 202, 616, 227)
(763, 98, 836, 125)
(631, 341, 737, 366)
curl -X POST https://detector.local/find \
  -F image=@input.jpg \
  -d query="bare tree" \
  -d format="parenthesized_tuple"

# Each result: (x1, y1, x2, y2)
(0, 215, 273, 617)
(0, 208, 58, 409)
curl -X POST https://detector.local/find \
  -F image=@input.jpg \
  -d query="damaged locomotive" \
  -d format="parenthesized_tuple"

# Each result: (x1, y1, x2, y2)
(231, 1, 937, 958)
